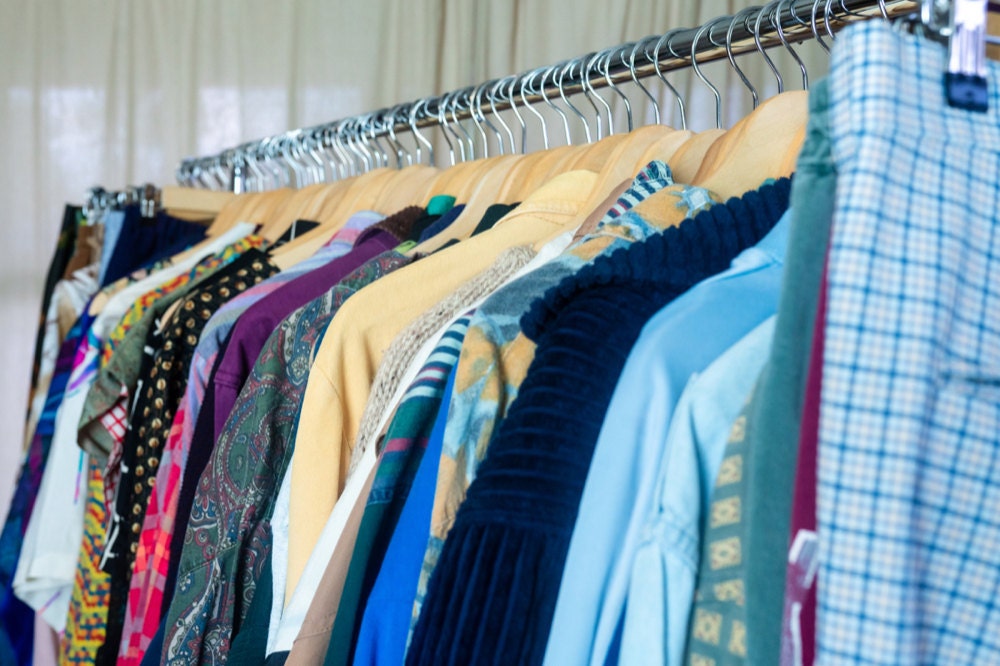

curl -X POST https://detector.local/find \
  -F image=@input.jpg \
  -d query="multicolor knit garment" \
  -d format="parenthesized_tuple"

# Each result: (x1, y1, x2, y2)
(59, 458, 111, 665)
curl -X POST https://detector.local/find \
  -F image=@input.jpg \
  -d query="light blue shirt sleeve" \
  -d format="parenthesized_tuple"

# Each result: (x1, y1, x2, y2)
(618, 316, 775, 666)
(544, 211, 790, 666)
(98, 210, 126, 285)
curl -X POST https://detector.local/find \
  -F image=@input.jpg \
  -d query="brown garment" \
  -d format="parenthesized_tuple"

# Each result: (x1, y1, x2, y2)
(62, 223, 104, 279)
(285, 467, 376, 666)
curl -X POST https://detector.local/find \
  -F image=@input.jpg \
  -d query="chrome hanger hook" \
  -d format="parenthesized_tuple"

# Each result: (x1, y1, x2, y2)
(521, 68, 550, 150)
(467, 84, 491, 158)
(409, 98, 436, 165)
(726, 9, 760, 109)
(775, 0, 809, 89)
(490, 77, 518, 155)
(475, 82, 506, 156)
(627, 39, 660, 125)
(539, 64, 573, 145)
(600, 47, 632, 132)
(692, 18, 725, 129)
(431, 97, 456, 167)
(810, 0, 832, 53)
(584, 51, 614, 137)
(824, 0, 838, 42)
(558, 59, 593, 143)
(755, 2, 785, 94)
(452, 89, 477, 160)
(503, 75, 528, 153)
(650, 29, 687, 130)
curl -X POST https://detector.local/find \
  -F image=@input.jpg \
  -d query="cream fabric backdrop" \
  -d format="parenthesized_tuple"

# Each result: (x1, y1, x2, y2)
(0, 0, 830, 632)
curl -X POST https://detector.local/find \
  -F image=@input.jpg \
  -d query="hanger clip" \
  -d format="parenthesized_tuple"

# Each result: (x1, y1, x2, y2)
(944, 0, 990, 111)
(140, 183, 160, 218)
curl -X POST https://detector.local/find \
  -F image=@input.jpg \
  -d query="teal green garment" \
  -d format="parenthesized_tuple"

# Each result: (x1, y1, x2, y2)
(425, 195, 456, 216)
(740, 78, 836, 666)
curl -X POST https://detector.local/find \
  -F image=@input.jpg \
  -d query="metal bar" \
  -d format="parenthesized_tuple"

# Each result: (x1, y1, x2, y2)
(177, 0, 917, 188)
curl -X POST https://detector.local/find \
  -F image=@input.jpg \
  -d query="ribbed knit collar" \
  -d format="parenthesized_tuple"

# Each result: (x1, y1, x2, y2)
(522, 177, 792, 341)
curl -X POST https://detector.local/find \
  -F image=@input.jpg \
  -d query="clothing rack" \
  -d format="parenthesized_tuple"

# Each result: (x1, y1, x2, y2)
(174, 0, 918, 194)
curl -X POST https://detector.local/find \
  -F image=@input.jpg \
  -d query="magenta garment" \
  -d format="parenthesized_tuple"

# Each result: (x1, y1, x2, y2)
(210, 226, 407, 439)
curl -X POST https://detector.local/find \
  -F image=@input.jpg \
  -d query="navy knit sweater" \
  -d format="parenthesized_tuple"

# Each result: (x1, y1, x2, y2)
(407, 178, 792, 666)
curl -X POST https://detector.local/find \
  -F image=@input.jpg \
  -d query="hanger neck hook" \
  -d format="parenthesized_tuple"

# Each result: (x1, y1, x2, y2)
(691, 19, 724, 129)
(558, 59, 593, 143)
(601, 47, 633, 132)
(775, 0, 809, 89)
(490, 77, 518, 154)
(810, 0, 832, 52)
(522, 67, 551, 150)
(539, 65, 573, 145)
(627, 39, 660, 125)
(504, 75, 528, 153)
(585, 51, 615, 135)
(651, 29, 687, 130)
(433, 96, 457, 167)
(727, 9, 760, 109)
(476, 82, 506, 156)
(408, 100, 435, 165)
(754, 2, 784, 94)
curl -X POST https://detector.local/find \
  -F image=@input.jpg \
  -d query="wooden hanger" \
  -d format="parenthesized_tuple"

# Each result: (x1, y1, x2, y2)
(668, 129, 726, 184)
(160, 186, 236, 222)
(691, 91, 808, 200)
(375, 165, 440, 213)
(634, 129, 694, 176)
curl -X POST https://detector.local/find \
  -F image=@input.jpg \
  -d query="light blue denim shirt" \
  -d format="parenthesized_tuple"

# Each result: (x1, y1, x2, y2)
(544, 208, 791, 666)
(618, 316, 775, 666)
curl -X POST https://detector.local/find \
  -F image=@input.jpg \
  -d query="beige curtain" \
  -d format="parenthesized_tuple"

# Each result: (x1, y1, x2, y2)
(0, 0, 830, 551)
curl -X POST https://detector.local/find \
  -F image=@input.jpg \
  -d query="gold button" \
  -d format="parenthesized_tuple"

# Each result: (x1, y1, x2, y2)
(147, 477, 155, 487)
(130, 543, 138, 554)
(135, 466, 144, 477)
(156, 379, 166, 391)
(150, 368, 158, 378)
(131, 523, 140, 534)
(150, 458, 159, 468)
(235, 282, 246, 291)
(219, 287, 230, 298)
(164, 341, 173, 351)
(201, 292, 212, 302)
(161, 362, 172, 372)
(187, 335, 198, 345)
(138, 427, 146, 438)
(149, 437, 160, 448)
(151, 418, 162, 430)
(219, 276, 230, 284)
(136, 446, 145, 457)
(237, 269, 248, 277)
(174, 327, 183, 337)
(134, 483, 143, 494)
(201, 309, 212, 319)
(252, 262, 263, 271)
(143, 407, 150, 418)
(132, 505, 141, 516)
(146, 388, 153, 399)
(186, 318, 196, 329)
(185, 301, 195, 311)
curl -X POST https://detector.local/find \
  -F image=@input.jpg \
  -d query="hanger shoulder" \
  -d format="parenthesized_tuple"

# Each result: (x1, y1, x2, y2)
(669, 129, 727, 185)
(375, 165, 440, 213)
(635, 130, 694, 175)
(691, 91, 808, 200)
(161, 186, 236, 221)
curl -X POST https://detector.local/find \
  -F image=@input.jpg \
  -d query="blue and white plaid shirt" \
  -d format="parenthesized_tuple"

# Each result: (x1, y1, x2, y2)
(820, 21, 1000, 664)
